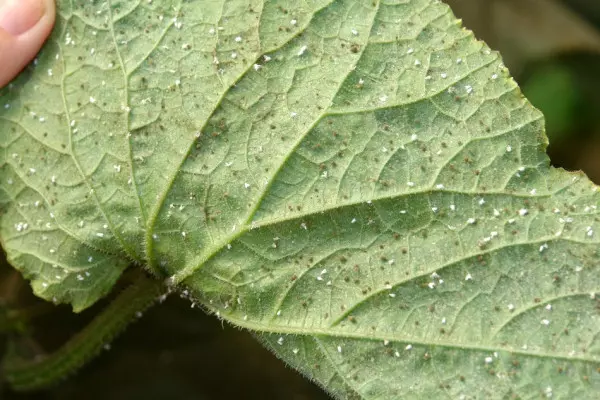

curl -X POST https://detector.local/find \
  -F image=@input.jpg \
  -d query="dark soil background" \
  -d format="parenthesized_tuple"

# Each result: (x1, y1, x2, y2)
(2, 1, 600, 399)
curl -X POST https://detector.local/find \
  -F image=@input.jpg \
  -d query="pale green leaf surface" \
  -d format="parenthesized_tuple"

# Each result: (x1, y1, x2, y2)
(1, 0, 599, 397)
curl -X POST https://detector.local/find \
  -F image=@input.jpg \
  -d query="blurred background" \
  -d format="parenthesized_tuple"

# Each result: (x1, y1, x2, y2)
(2, 0, 600, 399)
(448, 0, 600, 183)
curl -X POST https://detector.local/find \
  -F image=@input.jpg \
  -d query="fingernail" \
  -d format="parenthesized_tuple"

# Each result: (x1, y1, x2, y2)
(0, 0, 45, 36)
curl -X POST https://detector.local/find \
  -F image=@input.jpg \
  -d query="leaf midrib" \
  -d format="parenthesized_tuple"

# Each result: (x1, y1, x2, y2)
(171, 181, 588, 287)
(158, 1, 381, 285)
(269, 236, 597, 328)
(167, 73, 546, 284)
(168, 2, 554, 288)
(54, 13, 142, 264)
(141, 0, 330, 276)
(210, 308, 600, 365)
(107, 0, 153, 233)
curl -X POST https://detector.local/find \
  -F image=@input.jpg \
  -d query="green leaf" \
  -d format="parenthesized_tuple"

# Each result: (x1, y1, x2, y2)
(1, 0, 599, 397)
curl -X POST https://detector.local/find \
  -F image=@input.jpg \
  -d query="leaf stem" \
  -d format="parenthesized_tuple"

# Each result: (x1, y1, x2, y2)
(2, 273, 164, 391)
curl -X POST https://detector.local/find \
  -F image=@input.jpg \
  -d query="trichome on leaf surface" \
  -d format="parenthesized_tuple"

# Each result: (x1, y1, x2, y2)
(0, 0, 599, 398)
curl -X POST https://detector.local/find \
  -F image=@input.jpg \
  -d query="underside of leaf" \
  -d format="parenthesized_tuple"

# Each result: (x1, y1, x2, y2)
(0, 0, 598, 398)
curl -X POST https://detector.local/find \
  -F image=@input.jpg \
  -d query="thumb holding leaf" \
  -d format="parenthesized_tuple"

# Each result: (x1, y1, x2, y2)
(0, 0, 55, 87)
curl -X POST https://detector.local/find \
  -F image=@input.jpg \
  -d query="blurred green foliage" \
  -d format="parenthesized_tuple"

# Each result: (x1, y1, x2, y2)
(522, 63, 582, 139)
(521, 52, 600, 182)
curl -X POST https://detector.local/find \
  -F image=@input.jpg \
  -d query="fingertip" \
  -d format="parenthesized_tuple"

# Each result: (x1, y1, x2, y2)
(0, 0, 55, 87)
